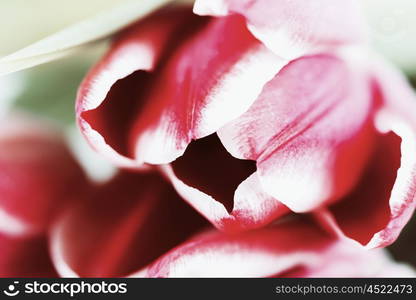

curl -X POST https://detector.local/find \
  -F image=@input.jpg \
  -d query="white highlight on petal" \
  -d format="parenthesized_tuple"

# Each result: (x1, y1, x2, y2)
(368, 109, 416, 248)
(193, 0, 228, 16)
(127, 268, 147, 278)
(195, 46, 287, 137)
(233, 172, 282, 223)
(78, 120, 141, 169)
(66, 126, 116, 183)
(80, 44, 154, 111)
(134, 47, 287, 165)
(49, 218, 80, 278)
(161, 248, 319, 277)
(0, 208, 32, 237)
(134, 120, 189, 165)
(78, 43, 154, 168)
(247, 23, 313, 60)
(160, 165, 231, 228)
(258, 149, 333, 213)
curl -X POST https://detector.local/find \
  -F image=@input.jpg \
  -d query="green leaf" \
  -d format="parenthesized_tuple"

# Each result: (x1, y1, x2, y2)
(0, 0, 173, 76)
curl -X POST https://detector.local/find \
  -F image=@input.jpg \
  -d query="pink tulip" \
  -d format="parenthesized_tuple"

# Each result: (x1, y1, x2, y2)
(0, 234, 57, 277)
(0, 115, 89, 237)
(48, 171, 414, 277)
(50, 171, 208, 277)
(75, 1, 416, 249)
(0, 120, 411, 277)
(0, 114, 90, 277)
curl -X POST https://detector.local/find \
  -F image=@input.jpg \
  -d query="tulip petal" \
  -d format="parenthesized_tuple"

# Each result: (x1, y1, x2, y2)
(77, 7, 198, 168)
(139, 217, 412, 277)
(50, 171, 208, 277)
(0, 0, 173, 76)
(0, 115, 89, 236)
(0, 233, 57, 277)
(324, 131, 402, 246)
(218, 55, 374, 213)
(193, 0, 368, 59)
(162, 135, 288, 232)
(78, 10, 286, 167)
(319, 59, 416, 248)
(129, 14, 286, 165)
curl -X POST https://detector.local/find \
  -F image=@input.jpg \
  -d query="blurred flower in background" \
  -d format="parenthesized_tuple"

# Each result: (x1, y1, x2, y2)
(0, 0, 415, 277)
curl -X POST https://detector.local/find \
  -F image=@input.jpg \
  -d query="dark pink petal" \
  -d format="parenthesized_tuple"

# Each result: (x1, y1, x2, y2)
(162, 134, 288, 232)
(140, 217, 413, 277)
(77, 7, 286, 167)
(317, 59, 416, 248)
(50, 171, 208, 277)
(193, 0, 368, 59)
(0, 115, 89, 236)
(129, 14, 286, 165)
(322, 131, 401, 246)
(0, 233, 57, 277)
(76, 7, 202, 168)
(218, 55, 374, 213)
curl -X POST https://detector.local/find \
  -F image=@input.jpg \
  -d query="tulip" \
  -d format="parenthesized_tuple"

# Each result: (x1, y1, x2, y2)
(0, 234, 57, 277)
(51, 171, 208, 277)
(0, 114, 89, 236)
(0, 114, 90, 277)
(73, 1, 416, 249)
(49, 171, 414, 277)
(0, 117, 411, 278)
(1, 0, 415, 278)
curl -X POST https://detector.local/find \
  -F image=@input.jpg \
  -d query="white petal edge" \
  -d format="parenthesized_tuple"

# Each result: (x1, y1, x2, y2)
(133, 46, 287, 165)
(159, 164, 231, 229)
(0, 208, 33, 237)
(77, 43, 156, 169)
(50, 217, 81, 278)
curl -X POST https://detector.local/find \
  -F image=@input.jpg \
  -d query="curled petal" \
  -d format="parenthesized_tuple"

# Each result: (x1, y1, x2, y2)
(319, 60, 416, 248)
(76, 7, 196, 168)
(78, 8, 286, 167)
(315, 131, 402, 246)
(139, 217, 413, 277)
(50, 171, 208, 277)
(161, 134, 288, 233)
(193, 0, 368, 59)
(0, 233, 57, 277)
(0, 115, 89, 236)
(218, 55, 374, 212)
(130, 14, 286, 164)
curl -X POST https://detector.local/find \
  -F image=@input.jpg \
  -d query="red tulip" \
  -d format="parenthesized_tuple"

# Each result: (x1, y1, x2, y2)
(0, 119, 410, 277)
(0, 115, 89, 237)
(49, 173, 414, 277)
(75, 2, 416, 249)
(142, 218, 415, 278)
(50, 171, 208, 277)
(0, 234, 57, 277)
(0, 114, 90, 277)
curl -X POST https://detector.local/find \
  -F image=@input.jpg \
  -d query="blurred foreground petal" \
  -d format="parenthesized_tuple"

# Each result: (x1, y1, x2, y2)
(141, 217, 415, 277)
(51, 171, 208, 277)
(0, 114, 89, 236)
(0, 233, 57, 277)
